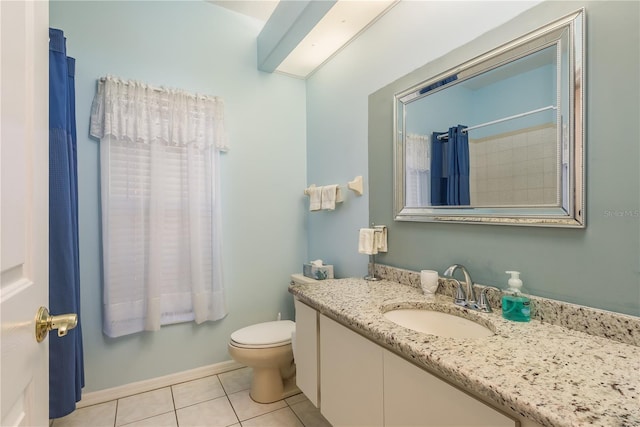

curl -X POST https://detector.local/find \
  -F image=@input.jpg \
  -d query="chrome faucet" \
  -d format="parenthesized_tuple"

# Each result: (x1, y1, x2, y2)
(443, 264, 477, 308)
(444, 264, 501, 313)
(477, 286, 501, 313)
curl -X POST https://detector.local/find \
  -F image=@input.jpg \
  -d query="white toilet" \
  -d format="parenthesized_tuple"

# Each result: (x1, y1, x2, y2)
(228, 320, 299, 403)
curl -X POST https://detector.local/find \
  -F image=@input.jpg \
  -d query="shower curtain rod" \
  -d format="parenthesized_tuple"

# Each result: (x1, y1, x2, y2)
(436, 105, 557, 140)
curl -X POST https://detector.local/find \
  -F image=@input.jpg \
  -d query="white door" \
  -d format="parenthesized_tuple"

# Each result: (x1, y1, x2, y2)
(1, 1, 50, 426)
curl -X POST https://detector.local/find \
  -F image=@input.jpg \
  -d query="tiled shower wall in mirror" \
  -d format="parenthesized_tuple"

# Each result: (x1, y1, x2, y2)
(469, 123, 557, 206)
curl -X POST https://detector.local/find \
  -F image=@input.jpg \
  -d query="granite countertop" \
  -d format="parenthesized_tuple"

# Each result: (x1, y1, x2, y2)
(289, 278, 640, 427)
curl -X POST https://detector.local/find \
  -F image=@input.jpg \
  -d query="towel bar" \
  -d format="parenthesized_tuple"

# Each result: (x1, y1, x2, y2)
(347, 176, 363, 196)
(304, 175, 363, 196)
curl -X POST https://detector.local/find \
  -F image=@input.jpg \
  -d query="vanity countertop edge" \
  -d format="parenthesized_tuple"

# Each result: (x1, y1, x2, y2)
(289, 278, 639, 427)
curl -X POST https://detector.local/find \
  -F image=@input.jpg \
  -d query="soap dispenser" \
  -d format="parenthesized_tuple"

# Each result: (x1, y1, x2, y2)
(501, 271, 531, 322)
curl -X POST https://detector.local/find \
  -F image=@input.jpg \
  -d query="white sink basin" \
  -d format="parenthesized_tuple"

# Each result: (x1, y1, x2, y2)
(383, 309, 494, 339)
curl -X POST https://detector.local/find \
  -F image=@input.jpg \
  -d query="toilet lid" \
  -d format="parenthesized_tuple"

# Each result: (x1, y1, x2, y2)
(231, 320, 295, 348)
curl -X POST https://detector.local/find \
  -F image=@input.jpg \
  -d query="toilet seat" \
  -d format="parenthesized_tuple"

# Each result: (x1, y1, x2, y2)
(230, 320, 295, 349)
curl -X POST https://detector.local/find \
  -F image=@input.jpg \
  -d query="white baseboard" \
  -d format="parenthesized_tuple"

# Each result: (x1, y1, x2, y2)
(77, 360, 245, 408)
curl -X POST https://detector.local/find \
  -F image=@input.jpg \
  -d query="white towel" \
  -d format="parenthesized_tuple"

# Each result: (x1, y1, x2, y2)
(358, 228, 377, 255)
(321, 185, 339, 210)
(374, 225, 388, 253)
(308, 185, 321, 211)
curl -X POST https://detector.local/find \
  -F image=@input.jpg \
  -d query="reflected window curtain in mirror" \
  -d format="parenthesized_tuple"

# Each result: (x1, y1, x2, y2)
(405, 133, 430, 207)
(90, 76, 228, 338)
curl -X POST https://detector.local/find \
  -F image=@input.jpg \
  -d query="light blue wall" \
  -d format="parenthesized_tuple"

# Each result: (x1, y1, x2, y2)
(367, 1, 639, 316)
(405, 64, 555, 139)
(309, 0, 639, 316)
(50, 1, 307, 392)
(405, 85, 472, 136)
(470, 64, 556, 137)
(306, 1, 544, 278)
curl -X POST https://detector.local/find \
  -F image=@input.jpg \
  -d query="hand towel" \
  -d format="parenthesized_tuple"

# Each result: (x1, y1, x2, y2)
(358, 228, 377, 255)
(374, 225, 388, 252)
(308, 185, 321, 211)
(321, 185, 339, 210)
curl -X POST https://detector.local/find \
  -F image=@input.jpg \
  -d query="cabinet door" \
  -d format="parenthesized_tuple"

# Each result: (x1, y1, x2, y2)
(294, 299, 319, 407)
(384, 351, 516, 427)
(320, 315, 384, 427)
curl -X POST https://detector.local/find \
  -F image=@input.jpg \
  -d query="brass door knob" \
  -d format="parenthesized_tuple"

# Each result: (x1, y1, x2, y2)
(35, 307, 78, 343)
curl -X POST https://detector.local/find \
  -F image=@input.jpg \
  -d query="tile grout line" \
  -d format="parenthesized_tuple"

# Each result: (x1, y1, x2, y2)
(115, 388, 177, 427)
(287, 403, 306, 427)
(217, 373, 242, 427)
(169, 384, 178, 427)
(54, 369, 319, 427)
(224, 392, 243, 426)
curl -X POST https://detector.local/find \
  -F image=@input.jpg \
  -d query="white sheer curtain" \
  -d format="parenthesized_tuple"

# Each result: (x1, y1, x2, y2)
(405, 133, 430, 207)
(90, 76, 228, 338)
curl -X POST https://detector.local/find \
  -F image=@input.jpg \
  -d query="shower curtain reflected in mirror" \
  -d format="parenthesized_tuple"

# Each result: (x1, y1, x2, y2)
(446, 125, 470, 206)
(430, 125, 470, 206)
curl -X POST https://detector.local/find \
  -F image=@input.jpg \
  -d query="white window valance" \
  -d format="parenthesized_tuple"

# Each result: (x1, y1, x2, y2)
(90, 75, 229, 151)
(90, 76, 227, 337)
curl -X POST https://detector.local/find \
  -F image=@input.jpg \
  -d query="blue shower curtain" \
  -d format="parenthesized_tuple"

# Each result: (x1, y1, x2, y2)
(49, 28, 84, 419)
(430, 126, 470, 206)
(430, 131, 447, 206)
(446, 125, 470, 205)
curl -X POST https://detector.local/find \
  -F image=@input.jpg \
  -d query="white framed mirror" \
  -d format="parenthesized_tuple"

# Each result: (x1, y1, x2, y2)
(393, 9, 584, 227)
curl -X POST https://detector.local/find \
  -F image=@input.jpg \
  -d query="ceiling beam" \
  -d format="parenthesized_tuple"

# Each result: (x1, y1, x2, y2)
(257, 0, 337, 73)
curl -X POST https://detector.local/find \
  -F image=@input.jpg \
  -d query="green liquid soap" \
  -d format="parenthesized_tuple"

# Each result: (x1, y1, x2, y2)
(501, 295, 530, 322)
(502, 270, 531, 322)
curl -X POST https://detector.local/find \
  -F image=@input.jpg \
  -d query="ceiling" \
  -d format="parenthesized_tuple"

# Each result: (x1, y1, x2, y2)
(209, 0, 279, 22)
(210, 0, 397, 78)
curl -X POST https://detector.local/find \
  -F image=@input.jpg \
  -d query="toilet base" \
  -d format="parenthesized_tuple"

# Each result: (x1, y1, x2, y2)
(227, 334, 299, 404)
(249, 370, 300, 404)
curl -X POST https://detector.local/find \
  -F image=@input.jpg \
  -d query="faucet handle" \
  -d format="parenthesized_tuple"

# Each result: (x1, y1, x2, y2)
(477, 286, 501, 313)
(451, 279, 467, 307)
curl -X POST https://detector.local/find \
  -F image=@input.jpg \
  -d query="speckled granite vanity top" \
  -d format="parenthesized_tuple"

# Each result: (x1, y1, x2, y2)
(289, 277, 640, 427)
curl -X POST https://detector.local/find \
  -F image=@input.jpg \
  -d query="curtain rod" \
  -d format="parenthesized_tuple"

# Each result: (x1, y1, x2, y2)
(99, 77, 165, 93)
(436, 105, 557, 140)
(98, 77, 219, 101)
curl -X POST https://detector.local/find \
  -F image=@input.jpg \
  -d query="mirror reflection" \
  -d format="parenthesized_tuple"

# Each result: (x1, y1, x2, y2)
(394, 9, 584, 227)
(404, 47, 560, 208)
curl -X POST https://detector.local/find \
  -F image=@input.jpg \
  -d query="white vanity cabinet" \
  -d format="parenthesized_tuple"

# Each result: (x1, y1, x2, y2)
(292, 300, 535, 427)
(383, 350, 516, 427)
(294, 299, 319, 407)
(320, 314, 384, 427)
(318, 315, 515, 427)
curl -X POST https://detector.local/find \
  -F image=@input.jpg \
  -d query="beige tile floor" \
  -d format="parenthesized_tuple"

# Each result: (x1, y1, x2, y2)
(51, 367, 332, 427)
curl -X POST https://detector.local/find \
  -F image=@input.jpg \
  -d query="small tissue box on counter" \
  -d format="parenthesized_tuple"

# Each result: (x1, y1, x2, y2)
(303, 260, 334, 280)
